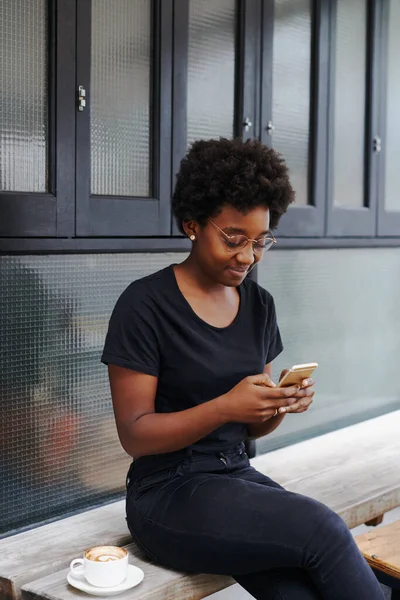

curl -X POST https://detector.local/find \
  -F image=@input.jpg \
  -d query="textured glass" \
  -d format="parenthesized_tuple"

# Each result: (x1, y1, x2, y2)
(0, 0, 48, 192)
(187, 0, 235, 145)
(272, 0, 311, 205)
(1, 249, 399, 536)
(91, 0, 151, 197)
(0, 252, 188, 537)
(333, 0, 367, 208)
(384, 0, 400, 212)
(257, 248, 400, 453)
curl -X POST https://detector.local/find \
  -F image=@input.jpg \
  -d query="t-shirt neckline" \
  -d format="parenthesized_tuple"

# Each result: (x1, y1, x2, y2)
(169, 264, 244, 332)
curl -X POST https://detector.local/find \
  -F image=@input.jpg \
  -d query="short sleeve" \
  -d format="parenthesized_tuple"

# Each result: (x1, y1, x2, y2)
(265, 295, 284, 364)
(101, 287, 160, 377)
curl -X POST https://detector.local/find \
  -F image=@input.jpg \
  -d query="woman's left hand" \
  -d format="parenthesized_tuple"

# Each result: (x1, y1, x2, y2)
(277, 372, 315, 414)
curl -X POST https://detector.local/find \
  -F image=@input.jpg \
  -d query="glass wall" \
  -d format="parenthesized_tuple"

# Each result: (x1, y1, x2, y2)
(0, 0, 48, 192)
(332, 0, 367, 208)
(90, 0, 152, 197)
(258, 247, 400, 452)
(187, 0, 236, 145)
(272, 0, 312, 205)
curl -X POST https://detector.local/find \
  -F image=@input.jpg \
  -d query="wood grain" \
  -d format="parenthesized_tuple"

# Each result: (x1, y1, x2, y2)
(1, 410, 399, 600)
(355, 520, 400, 580)
(252, 409, 400, 530)
(21, 542, 233, 600)
(0, 501, 130, 600)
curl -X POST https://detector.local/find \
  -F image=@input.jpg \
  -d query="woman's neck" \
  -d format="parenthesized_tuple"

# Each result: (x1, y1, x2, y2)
(174, 256, 231, 299)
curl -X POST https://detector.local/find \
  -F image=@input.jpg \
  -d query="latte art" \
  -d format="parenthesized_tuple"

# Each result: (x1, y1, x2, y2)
(85, 545, 127, 563)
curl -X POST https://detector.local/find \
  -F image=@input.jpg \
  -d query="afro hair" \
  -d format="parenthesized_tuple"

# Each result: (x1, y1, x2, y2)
(172, 137, 295, 232)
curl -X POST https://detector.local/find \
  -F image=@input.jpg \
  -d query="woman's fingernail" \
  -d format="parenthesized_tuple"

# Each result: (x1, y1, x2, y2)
(279, 407, 286, 413)
(302, 379, 308, 386)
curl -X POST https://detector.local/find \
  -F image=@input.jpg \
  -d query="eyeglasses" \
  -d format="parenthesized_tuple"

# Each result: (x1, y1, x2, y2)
(208, 219, 277, 253)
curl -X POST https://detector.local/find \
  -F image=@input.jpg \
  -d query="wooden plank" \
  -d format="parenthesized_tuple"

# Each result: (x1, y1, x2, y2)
(365, 515, 384, 527)
(0, 501, 130, 600)
(20, 542, 233, 600)
(1, 411, 399, 600)
(355, 520, 400, 581)
(252, 410, 400, 529)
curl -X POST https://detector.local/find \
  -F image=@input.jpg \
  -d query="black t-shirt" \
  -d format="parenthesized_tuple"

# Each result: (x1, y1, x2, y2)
(101, 264, 283, 475)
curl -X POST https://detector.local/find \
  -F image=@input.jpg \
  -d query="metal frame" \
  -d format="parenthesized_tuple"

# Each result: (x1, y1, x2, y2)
(75, 0, 173, 237)
(326, 0, 378, 236)
(0, 0, 75, 238)
(2, 0, 400, 249)
(171, 0, 189, 235)
(1, 235, 399, 254)
(240, 0, 262, 143)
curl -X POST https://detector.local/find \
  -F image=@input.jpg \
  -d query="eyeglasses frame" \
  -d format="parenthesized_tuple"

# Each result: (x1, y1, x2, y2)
(207, 218, 277, 253)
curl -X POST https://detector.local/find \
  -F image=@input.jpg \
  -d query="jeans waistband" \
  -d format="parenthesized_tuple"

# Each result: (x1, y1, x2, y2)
(131, 442, 247, 481)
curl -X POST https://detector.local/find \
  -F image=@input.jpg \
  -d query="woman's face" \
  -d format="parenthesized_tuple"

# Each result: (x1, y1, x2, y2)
(187, 205, 271, 287)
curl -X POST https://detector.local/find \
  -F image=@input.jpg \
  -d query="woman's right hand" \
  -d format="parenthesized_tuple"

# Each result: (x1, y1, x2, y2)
(216, 374, 299, 423)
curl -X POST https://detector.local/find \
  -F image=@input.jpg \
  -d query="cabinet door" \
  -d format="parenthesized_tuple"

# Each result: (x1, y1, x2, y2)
(378, 0, 400, 236)
(326, 0, 378, 236)
(171, 0, 257, 235)
(75, 0, 172, 237)
(0, 0, 75, 237)
(262, 0, 325, 237)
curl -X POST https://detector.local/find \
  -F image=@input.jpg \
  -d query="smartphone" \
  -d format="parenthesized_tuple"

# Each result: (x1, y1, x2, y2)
(277, 363, 318, 388)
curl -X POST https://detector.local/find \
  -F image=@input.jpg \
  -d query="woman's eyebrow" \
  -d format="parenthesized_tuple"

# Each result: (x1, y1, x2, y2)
(224, 227, 270, 236)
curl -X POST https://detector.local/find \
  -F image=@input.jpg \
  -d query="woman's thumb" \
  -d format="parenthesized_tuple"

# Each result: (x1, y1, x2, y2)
(247, 373, 276, 387)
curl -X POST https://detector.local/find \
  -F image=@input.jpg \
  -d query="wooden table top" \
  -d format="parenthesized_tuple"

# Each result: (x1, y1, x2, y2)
(355, 520, 400, 580)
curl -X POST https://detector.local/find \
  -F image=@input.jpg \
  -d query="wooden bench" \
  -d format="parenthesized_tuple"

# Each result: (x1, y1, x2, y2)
(356, 520, 400, 599)
(1, 410, 399, 600)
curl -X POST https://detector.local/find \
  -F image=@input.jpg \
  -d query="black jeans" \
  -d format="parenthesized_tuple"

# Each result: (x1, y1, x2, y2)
(126, 443, 384, 600)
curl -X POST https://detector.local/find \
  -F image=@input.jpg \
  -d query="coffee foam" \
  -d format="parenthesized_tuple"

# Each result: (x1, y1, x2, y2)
(85, 546, 127, 563)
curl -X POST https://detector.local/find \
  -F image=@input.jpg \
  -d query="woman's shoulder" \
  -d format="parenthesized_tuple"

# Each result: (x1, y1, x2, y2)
(113, 265, 174, 312)
(242, 276, 275, 308)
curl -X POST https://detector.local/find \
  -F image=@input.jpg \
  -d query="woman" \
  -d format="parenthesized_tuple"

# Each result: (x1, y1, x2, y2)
(102, 138, 384, 599)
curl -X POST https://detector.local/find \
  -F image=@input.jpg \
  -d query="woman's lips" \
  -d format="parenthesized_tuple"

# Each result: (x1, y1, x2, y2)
(226, 266, 249, 276)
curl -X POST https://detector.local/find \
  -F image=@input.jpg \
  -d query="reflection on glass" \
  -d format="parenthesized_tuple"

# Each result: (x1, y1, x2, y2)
(0, 0, 48, 192)
(333, 0, 367, 208)
(187, 0, 235, 145)
(91, 0, 151, 197)
(272, 0, 311, 205)
(384, 0, 400, 212)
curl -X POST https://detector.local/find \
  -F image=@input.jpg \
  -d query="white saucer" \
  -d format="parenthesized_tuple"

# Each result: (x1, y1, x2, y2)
(67, 564, 144, 596)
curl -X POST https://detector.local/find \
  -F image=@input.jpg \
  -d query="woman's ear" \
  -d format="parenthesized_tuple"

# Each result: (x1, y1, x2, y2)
(182, 220, 198, 240)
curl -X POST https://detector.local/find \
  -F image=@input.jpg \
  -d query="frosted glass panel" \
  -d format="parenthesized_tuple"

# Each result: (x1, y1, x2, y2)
(257, 248, 400, 453)
(91, 0, 151, 197)
(272, 0, 311, 205)
(333, 0, 367, 208)
(384, 0, 400, 212)
(0, 252, 188, 536)
(187, 0, 235, 145)
(0, 0, 48, 192)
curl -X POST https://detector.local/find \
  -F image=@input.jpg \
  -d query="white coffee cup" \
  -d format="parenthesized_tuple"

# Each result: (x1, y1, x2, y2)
(70, 545, 129, 588)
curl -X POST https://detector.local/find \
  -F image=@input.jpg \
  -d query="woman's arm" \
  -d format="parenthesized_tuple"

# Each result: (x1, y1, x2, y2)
(247, 363, 285, 439)
(109, 364, 299, 457)
(109, 364, 226, 457)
